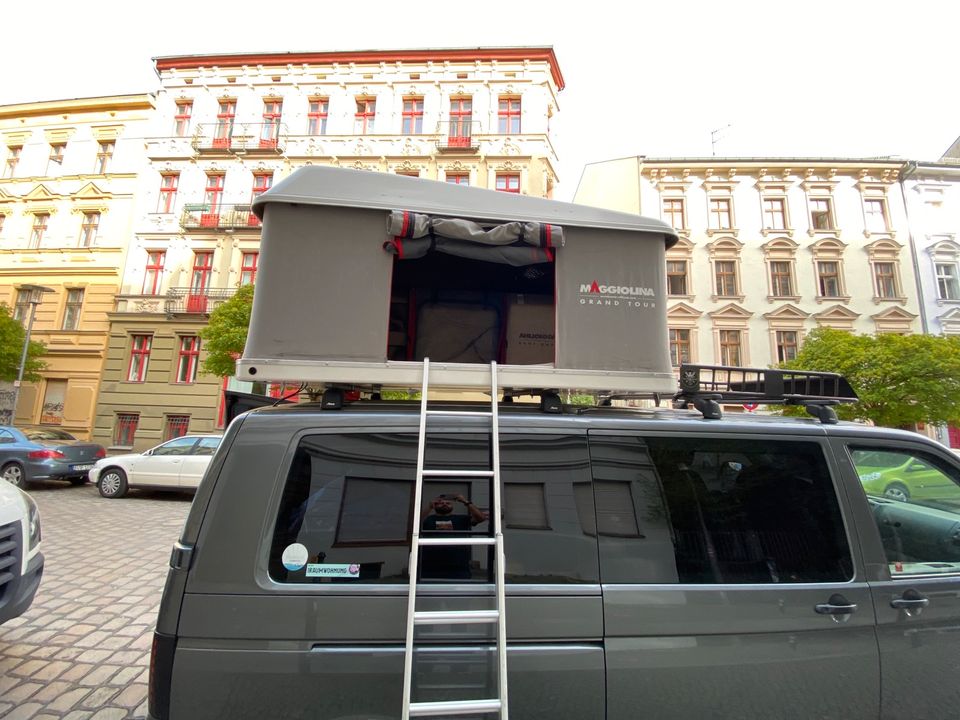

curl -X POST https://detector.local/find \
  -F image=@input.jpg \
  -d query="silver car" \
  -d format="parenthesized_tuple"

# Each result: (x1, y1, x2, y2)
(89, 435, 222, 498)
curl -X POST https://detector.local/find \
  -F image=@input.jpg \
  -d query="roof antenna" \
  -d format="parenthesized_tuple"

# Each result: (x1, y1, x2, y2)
(711, 124, 732, 157)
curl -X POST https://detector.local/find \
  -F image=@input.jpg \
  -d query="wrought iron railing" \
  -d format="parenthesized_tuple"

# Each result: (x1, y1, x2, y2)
(164, 287, 237, 315)
(180, 204, 260, 230)
(435, 120, 482, 151)
(192, 122, 288, 153)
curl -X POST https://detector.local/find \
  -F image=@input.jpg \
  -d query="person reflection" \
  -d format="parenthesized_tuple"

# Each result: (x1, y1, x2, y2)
(420, 494, 488, 580)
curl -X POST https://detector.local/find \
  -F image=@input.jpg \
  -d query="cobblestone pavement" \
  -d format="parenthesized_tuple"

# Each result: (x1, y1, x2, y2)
(0, 481, 192, 719)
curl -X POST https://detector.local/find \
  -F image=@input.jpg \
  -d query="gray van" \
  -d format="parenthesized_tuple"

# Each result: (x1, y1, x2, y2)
(148, 366, 960, 720)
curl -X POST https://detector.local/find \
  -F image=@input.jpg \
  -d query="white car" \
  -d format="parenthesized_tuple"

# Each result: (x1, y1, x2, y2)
(89, 435, 222, 498)
(0, 482, 42, 624)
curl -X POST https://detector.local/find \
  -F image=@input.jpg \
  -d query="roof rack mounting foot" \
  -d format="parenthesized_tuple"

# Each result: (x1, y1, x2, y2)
(540, 392, 562, 414)
(693, 394, 723, 420)
(802, 402, 839, 424)
(321, 388, 344, 411)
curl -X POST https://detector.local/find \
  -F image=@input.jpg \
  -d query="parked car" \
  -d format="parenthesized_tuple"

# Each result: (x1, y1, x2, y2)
(90, 435, 222, 498)
(854, 449, 960, 507)
(0, 481, 43, 624)
(0, 426, 106, 488)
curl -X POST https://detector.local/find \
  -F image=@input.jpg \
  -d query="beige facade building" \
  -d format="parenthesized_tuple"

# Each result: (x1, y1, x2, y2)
(92, 48, 564, 451)
(0, 95, 154, 437)
(575, 157, 922, 370)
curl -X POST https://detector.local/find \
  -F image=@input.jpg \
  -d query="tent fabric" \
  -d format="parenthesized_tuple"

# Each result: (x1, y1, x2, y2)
(383, 209, 561, 266)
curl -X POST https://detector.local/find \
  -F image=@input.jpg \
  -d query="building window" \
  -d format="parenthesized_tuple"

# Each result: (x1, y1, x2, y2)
(445, 173, 469, 186)
(158, 174, 178, 213)
(252, 173, 273, 200)
(191, 252, 213, 293)
(874, 261, 898, 298)
(214, 100, 236, 148)
(3, 146, 20, 178)
(29, 214, 49, 248)
(0, 214, 4, 237)
(864, 198, 889, 233)
(307, 98, 328, 135)
(61, 289, 84, 331)
(13, 289, 31, 322)
(164, 415, 190, 441)
(204, 174, 224, 214)
(240, 252, 259, 286)
(763, 198, 787, 230)
(667, 260, 688, 295)
(261, 99, 283, 148)
(669, 328, 691, 367)
(936, 262, 960, 301)
(127, 335, 152, 382)
(174, 100, 193, 136)
(776, 330, 799, 363)
(449, 98, 473, 145)
(79, 212, 100, 247)
(496, 174, 520, 193)
(114, 413, 139, 447)
(95, 141, 114, 174)
(769, 260, 794, 297)
(176, 336, 201, 384)
(40, 380, 67, 425)
(663, 198, 685, 229)
(143, 251, 165, 295)
(719, 329, 742, 366)
(810, 197, 835, 230)
(354, 98, 376, 134)
(817, 261, 841, 298)
(709, 198, 733, 230)
(498, 97, 521, 133)
(47, 143, 65, 174)
(715, 260, 738, 296)
(402, 97, 424, 134)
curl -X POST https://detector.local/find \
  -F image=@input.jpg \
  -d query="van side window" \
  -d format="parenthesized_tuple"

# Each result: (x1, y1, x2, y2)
(850, 447, 960, 576)
(590, 435, 852, 584)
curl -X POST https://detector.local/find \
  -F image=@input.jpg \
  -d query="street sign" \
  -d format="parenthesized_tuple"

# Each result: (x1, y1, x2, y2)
(743, 402, 758, 411)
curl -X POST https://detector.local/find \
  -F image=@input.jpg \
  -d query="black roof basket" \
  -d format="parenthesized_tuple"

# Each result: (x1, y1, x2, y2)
(675, 364, 858, 424)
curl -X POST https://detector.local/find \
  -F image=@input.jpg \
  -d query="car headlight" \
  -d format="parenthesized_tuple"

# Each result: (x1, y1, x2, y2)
(20, 491, 41, 550)
(859, 471, 882, 483)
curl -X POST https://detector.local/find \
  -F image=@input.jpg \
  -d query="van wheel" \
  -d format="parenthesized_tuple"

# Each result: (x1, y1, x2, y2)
(1, 462, 26, 488)
(883, 482, 910, 502)
(98, 468, 128, 498)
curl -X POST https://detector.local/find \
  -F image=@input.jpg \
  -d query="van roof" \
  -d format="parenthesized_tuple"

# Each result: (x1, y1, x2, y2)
(252, 166, 679, 246)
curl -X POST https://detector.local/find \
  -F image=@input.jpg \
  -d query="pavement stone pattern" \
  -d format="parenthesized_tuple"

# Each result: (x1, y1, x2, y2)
(0, 481, 192, 718)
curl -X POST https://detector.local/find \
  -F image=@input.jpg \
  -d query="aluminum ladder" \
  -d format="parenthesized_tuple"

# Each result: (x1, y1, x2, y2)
(401, 358, 508, 719)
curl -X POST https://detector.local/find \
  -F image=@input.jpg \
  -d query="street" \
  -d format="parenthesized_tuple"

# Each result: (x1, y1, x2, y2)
(0, 481, 191, 719)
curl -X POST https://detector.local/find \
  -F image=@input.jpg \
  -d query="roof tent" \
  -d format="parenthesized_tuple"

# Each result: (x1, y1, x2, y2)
(242, 166, 679, 393)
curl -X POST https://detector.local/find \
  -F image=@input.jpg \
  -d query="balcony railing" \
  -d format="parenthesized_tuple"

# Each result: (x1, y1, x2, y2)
(181, 204, 260, 230)
(192, 122, 288, 153)
(164, 287, 237, 315)
(436, 120, 482, 151)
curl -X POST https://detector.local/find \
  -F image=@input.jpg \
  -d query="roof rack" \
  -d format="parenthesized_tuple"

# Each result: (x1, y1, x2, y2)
(674, 364, 858, 424)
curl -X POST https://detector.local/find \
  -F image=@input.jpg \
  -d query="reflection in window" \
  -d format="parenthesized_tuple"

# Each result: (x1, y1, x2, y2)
(504, 483, 549, 529)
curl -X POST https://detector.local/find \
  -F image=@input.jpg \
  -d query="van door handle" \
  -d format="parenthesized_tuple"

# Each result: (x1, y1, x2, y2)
(815, 593, 858, 615)
(891, 589, 929, 610)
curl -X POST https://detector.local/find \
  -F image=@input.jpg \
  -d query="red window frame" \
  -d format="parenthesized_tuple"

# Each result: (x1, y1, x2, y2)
(495, 174, 521, 194)
(446, 173, 469, 186)
(354, 98, 376, 134)
(449, 98, 473, 145)
(29, 214, 49, 247)
(202, 175, 224, 226)
(174, 100, 193, 137)
(214, 100, 236, 147)
(240, 252, 259, 286)
(252, 173, 273, 199)
(498, 97, 521, 134)
(164, 415, 190, 441)
(402, 97, 424, 134)
(191, 252, 213, 292)
(307, 98, 328, 135)
(158, 174, 178, 213)
(127, 335, 152, 382)
(261, 100, 283, 147)
(176, 336, 201, 384)
(114, 413, 139, 446)
(143, 251, 166, 294)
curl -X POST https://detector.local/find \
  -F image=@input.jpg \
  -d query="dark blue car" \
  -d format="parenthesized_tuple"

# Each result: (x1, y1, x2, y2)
(0, 426, 106, 487)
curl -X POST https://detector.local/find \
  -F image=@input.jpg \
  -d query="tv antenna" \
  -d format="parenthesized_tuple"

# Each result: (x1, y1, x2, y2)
(711, 124, 732, 157)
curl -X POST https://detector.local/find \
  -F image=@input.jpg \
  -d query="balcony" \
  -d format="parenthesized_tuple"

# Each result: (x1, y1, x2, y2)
(180, 204, 260, 231)
(192, 122, 287, 154)
(436, 120, 482, 152)
(164, 287, 237, 316)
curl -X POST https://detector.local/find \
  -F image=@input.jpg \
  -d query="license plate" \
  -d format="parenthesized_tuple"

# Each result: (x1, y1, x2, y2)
(72, 464, 93, 471)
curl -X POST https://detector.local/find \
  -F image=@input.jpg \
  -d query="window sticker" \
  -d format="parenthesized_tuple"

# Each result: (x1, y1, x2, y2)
(306, 563, 361, 578)
(282, 543, 309, 571)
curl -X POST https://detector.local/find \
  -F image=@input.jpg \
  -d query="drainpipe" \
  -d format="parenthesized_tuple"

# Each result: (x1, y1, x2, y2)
(898, 161, 929, 334)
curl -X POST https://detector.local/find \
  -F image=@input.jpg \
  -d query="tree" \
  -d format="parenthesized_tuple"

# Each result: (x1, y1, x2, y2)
(200, 284, 255, 377)
(0, 303, 46, 382)
(782, 327, 960, 428)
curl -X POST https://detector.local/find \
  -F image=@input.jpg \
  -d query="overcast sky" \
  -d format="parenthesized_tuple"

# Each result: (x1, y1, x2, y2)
(2, 0, 957, 201)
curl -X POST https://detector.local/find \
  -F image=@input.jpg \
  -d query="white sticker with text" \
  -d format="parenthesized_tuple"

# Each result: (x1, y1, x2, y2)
(306, 563, 361, 578)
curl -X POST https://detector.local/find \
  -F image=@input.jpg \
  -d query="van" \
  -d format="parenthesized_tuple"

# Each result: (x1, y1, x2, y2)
(0, 482, 43, 625)
(148, 364, 960, 720)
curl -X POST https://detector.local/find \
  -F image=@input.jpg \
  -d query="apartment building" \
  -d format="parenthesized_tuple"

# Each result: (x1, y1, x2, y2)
(575, 156, 922, 370)
(0, 95, 154, 436)
(92, 47, 564, 451)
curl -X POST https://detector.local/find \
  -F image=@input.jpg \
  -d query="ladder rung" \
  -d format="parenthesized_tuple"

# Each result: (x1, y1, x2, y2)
(413, 610, 500, 625)
(421, 469, 494, 477)
(418, 537, 496, 547)
(409, 699, 502, 717)
(426, 410, 493, 418)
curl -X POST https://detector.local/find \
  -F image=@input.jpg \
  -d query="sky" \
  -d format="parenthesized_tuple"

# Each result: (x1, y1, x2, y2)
(2, 0, 957, 201)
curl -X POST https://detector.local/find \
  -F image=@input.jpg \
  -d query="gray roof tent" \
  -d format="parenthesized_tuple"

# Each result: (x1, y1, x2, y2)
(242, 166, 680, 393)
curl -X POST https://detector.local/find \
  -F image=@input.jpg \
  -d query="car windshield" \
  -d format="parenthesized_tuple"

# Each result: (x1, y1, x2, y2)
(24, 428, 77, 441)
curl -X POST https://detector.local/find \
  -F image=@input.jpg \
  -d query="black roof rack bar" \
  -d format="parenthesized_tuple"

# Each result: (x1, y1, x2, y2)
(676, 364, 858, 405)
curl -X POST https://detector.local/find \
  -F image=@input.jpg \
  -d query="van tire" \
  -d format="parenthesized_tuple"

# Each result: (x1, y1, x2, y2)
(883, 482, 910, 502)
(98, 468, 128, 498)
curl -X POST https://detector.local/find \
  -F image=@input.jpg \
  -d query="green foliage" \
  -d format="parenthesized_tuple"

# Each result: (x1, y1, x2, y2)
(199, 284, 255, 378)
(0, 303, 46, 382)
(781, 327, 960, 428)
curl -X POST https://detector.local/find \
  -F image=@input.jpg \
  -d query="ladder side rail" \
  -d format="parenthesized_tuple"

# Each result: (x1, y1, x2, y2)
(490, 361, 509, 719)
